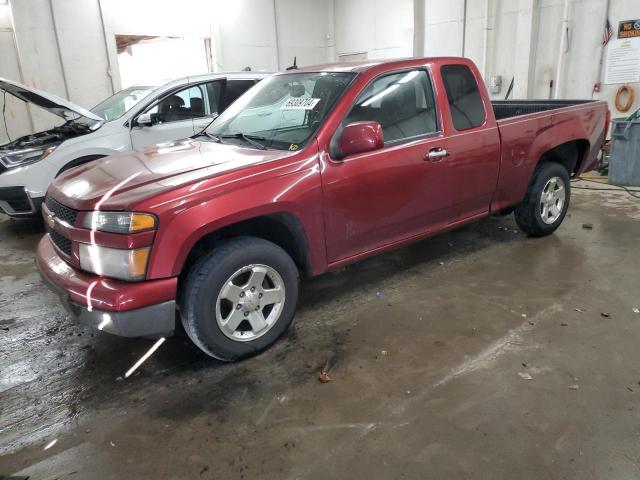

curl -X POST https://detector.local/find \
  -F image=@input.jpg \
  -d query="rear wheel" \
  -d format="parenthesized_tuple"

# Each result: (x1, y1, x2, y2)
(180, 236, 299, 361)
(514, 162, 571, 237)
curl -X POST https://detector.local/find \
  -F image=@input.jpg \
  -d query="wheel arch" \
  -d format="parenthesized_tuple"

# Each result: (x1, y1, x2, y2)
(55, 154, 107, 177)
(536, 139, 590, 177)
(178, 212, 314, 282)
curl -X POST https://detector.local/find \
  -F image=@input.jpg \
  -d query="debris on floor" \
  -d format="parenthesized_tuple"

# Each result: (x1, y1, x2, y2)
(575, 308, 585, 313)
(601, 312, 611, 318)
(568, 384, 580, 390)
(518, 372, 533, 380)
(582, 223, 594, 229)
(318, 357, 333, 383)
(633, 307, 639, 314)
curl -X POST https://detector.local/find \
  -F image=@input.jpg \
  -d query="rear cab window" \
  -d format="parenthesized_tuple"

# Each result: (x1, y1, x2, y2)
(441, 64, 485, 131)
(343, 69, 439, 145)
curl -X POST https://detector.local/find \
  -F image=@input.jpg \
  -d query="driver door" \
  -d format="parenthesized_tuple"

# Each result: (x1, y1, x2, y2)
(322, 69, 453, 263)
(130, 82, 217, 149)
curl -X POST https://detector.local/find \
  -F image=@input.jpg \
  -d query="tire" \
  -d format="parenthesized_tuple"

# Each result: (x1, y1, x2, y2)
(514, 162, 571, 237)
(180, 236, 299, 361)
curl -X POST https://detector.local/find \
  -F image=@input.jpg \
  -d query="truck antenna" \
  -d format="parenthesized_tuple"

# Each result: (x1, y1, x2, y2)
(286, 57, 298, 71)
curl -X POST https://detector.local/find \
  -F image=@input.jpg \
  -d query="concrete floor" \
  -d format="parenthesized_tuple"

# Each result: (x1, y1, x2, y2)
(1, 182, 640, 479)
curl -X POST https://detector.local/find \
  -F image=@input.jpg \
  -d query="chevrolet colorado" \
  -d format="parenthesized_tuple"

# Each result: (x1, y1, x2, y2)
(37, 57, 608, 361)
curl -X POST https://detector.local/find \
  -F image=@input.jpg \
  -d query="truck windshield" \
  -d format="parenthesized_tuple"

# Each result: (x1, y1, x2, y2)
(205, 72, 355, 150)
(91, 86, 155, 122)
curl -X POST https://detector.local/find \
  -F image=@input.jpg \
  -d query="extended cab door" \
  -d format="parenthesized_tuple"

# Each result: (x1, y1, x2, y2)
(321, 68, 454, 263)
(437, 63, 501, 220)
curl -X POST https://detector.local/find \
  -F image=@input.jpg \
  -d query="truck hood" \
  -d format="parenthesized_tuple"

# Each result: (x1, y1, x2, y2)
(0, 77, 104, 122)
(49, 139, 296, 211)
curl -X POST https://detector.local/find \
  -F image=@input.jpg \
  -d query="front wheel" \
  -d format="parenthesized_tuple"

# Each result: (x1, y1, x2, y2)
(180, 237, 299, 361)
(514, 162, 571, 237)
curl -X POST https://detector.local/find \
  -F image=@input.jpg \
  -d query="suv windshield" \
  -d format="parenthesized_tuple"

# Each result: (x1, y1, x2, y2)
(91, 86, 155, 122)
(205, 72, 355, 150)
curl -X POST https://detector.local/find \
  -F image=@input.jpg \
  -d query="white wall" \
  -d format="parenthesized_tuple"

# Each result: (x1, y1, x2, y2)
(3, 0, 639, 145)
(0, 0, 333, 142)
(417, 0, 640, 117)
(275, 0, 334, 68)
(117, 37, 210, 88)
(0, 2, 32, 144)
(3, 0, 68, 136)
(334, 0, 414, 60)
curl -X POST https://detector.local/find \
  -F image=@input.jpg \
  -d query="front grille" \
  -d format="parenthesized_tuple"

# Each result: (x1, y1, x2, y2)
(48, 228, 72, 256)
(45, 196, 78, 225)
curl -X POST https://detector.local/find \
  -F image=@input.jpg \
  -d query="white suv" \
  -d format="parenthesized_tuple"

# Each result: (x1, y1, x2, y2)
(0, 72, 270, 217)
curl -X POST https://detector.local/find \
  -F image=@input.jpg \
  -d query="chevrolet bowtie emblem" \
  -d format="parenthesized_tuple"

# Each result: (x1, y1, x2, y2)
(46, 211, 55, 229)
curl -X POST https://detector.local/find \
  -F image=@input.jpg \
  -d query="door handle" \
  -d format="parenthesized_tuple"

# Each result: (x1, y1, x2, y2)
(426, 148, 449, 161)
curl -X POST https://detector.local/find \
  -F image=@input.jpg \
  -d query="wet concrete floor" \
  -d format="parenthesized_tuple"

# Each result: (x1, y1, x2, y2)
(1, 183, 640, 479)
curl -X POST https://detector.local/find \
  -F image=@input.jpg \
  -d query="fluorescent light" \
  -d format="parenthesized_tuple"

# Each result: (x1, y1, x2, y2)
(362, 84, 400, 107)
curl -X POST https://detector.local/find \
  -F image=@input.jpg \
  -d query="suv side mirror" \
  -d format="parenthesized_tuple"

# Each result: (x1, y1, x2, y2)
(339, 121, 384, 158)
(136, 112, 153, 127)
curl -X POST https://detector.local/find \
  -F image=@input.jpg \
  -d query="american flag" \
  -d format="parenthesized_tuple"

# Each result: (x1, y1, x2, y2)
(602, 18, 613, 46)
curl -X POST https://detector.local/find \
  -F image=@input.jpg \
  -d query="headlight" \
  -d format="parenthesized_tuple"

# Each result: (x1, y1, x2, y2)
(0, 145, 57, 169)
(81, 211, 157, 234)
(79, 243, 150, 281)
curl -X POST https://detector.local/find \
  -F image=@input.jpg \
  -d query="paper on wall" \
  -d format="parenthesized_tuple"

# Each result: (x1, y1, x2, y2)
(604, 38, 640, 85)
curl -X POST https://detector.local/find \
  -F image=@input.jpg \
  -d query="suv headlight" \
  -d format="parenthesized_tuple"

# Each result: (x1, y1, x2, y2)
(81, 211, 156, 234)
(0, 145, 57, 169)
(79, 243, 150, 281)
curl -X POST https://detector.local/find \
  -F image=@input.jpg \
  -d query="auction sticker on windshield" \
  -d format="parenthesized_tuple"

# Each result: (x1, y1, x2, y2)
(282, 98, 320, 110)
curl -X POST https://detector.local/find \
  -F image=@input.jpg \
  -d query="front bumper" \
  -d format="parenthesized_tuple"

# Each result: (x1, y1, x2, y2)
(0, 186, 43, 216)
(36, 235, 177, 338)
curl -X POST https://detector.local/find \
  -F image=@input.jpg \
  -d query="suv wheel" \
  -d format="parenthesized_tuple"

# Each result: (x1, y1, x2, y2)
(180, 236, 299, 361)
(514, 162, 571, 237)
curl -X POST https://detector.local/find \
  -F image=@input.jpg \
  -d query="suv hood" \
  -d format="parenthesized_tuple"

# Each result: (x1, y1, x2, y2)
(0, 77, 104, 122)
(48, 139, 298, 211)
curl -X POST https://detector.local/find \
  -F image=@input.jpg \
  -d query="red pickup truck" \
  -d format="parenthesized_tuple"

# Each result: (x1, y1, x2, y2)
(37, 57, 608, 360)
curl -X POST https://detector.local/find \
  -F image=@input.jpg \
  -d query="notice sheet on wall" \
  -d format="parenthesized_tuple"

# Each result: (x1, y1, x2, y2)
(604, 37, 640, 84)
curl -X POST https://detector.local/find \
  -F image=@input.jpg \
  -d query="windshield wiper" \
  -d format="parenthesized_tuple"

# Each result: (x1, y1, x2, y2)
(219, 133, 268, 150)
(193, 131, 223, 143)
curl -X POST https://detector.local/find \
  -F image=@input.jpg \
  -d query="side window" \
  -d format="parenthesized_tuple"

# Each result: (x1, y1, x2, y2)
(223, 80, 257, 109)
(147, 85, 204, 124)
(441, 65, 485, 130)
(204, 81, 222, 117)
(343, 70, 438, 144)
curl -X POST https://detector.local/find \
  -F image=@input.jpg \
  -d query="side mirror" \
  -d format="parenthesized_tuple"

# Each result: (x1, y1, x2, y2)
(136, 112, 153, 127)
(339, 121, 384, 158)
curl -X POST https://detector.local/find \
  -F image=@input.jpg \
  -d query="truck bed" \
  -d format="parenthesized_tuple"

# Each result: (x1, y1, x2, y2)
(492, 100, 595, 121)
